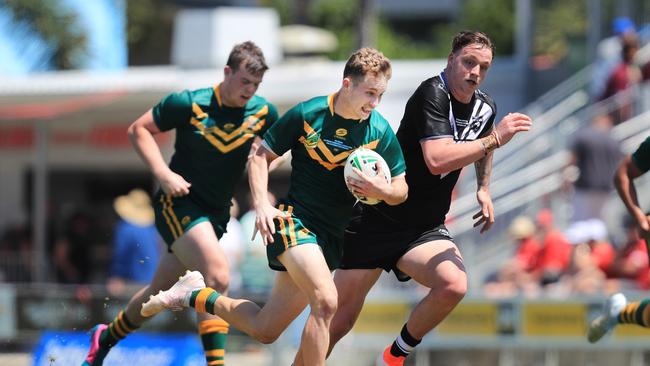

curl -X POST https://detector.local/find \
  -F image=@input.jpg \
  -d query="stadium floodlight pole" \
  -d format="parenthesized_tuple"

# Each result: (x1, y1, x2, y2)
(357, 0, 376, 48)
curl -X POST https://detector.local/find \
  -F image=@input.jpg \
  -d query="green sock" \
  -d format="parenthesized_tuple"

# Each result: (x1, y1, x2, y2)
(618, 299, 650, 327)
(199, 319, 229, 365)
(189, 288, 221, 315)
(101, 310, 139, 347)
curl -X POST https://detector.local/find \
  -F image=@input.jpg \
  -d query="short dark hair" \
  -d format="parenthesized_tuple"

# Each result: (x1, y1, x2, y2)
(451, 31, 495, 57)
(343, 47, 392, 81)
(227, 41, 269, 76)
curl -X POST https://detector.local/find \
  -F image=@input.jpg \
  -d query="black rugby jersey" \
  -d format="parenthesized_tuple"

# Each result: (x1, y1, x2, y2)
(360, 73, 496, 229)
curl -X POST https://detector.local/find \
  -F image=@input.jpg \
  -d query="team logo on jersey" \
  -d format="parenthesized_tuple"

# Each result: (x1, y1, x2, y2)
(469, 116, 483, 132)
(302, 130, 320, 149)
(299, 121, 379, 170)
(190, 103, 268, 153)
(335, 128, 348, 138)
(181, 216, 191, 226)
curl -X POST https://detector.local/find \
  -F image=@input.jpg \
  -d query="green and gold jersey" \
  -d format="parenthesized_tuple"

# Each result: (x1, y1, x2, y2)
(153, 85, 278, 210)
(263, 94, 406, 237)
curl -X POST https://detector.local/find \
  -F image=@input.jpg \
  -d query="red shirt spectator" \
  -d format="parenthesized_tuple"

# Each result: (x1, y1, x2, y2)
(589, 241, 616, 273)
(533, 209, 572, 283)
(508, 216, 540, 272)
(516, 237, 541, 272)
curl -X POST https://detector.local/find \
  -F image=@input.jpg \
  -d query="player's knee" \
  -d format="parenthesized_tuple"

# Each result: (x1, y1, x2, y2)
(440, 274, 467, 304)
(203, 270, 229, 293)
(312, 292, 338, 320)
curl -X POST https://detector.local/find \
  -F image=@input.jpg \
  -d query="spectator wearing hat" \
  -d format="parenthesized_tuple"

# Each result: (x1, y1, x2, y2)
(509, 216, 541, 272)
(483, 216, 541, 298)
(107, 189, 161, 296)
(591, 16, 638, 101)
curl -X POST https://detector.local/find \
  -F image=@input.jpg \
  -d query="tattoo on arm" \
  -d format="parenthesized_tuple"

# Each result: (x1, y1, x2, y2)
(475, 152, 493, 189)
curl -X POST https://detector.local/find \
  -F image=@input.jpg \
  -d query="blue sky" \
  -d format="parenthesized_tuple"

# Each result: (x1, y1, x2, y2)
(0, 0, 126, 74)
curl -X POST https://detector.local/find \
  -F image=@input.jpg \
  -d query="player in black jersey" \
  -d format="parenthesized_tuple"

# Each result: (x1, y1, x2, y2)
(327, 31, 533, 366)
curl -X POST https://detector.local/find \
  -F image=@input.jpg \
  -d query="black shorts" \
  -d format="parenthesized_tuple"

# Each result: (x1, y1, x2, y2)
(339, 217, 454, 282)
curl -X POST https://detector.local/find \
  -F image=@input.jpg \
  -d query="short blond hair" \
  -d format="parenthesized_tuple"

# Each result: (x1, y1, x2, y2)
(343, 48, 392, 81)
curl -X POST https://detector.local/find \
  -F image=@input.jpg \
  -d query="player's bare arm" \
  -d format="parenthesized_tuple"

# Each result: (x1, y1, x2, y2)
(420, 113, 532, 175)
(472, 151, 494, 233)
(248, 144, 290, 244)
(248, 136, 286, 172)
(127, 109, 191, 197)
(614, 156, 650, 238)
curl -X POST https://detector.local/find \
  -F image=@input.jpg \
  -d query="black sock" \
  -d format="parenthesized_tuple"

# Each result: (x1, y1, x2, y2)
(389, 323, 421, 357)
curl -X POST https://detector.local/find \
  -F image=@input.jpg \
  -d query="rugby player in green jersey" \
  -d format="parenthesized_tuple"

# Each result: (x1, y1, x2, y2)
(329, 31, 532, 366)
(588, 135, 650, 343)
(141, 48, 408, 366)
(82, 41, 278, 366)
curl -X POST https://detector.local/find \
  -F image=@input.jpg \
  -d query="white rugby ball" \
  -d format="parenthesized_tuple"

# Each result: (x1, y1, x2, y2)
(344, 147, 391, 205)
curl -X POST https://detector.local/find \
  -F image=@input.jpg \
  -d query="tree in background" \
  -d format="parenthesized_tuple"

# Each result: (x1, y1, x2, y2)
(264, 0, 517, 60)
(2, 0, 86, 70)
(532, 0, 587, 70)
(127, 0, 177, 65)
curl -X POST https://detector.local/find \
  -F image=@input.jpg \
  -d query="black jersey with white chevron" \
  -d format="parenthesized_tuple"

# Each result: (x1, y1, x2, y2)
(361, 74, 496, 229)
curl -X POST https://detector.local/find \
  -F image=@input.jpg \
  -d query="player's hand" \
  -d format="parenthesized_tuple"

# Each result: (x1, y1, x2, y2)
(253, 203, 291, 245)
(346, 163, 391, 201)
(494, 113, 532, 146)
(473, 188, 495, 233)
(158, 170, 191, 197)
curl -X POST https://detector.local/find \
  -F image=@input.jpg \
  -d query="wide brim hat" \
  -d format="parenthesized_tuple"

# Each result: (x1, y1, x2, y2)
(113, 189, 154, 226)
(508, 216, 535, 240)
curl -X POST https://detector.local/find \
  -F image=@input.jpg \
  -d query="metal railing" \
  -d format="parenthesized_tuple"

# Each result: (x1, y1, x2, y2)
(446, 82, 650, 288)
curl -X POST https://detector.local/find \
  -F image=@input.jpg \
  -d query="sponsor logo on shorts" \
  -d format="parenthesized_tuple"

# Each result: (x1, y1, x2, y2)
(181, 216, 191, 226)
(438, 228, 451, 238)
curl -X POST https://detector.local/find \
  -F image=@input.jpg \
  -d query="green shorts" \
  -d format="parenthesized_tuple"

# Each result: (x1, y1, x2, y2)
(153, 192, 230, 251)
(267, 204, 343, 271)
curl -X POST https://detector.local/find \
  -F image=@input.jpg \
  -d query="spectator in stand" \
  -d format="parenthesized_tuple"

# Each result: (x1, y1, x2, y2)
(608, 216, 650, 290)
(509, 216, 541, 272)
(600, 34, 641, 125)
(533, 209, 572, 286)
(107, 189, 161, 296)
(591, 17, 638, 101)
(584, 220, 616, 274)
(555, 219, 612, 295)
(0, 222, 32, 282)
(483, 216, 541, 298)
(567, 113, 622, 222)
(52, 210, 93, 284)
(562, 241, 607, 295)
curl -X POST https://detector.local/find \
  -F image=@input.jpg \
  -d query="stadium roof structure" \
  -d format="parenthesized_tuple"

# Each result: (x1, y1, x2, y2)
(0, 59, 448, 125)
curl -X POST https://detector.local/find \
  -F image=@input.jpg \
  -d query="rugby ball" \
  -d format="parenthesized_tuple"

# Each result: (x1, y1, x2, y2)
(344, 147, 391, 205)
